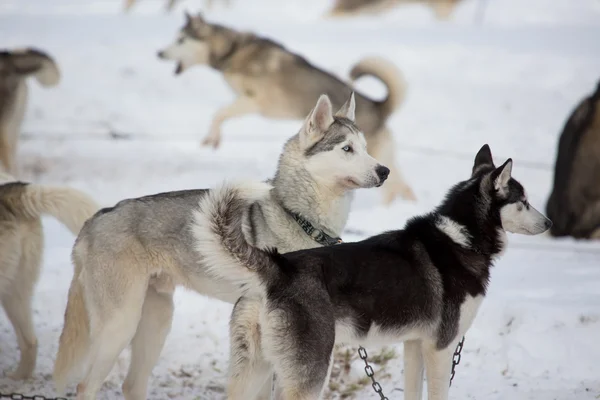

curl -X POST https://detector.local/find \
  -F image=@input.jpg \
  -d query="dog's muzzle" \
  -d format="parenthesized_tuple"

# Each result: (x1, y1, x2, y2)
(375, 165, 390, 187)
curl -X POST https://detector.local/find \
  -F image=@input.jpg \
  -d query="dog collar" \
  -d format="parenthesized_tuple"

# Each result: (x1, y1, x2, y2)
(288, 212, 343, 246)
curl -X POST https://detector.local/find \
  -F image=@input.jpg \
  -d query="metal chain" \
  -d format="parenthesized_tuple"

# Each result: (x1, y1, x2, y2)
(358, 346, 389, 400)
(0, 392, 68, 400)
(449, 336, 465, 386)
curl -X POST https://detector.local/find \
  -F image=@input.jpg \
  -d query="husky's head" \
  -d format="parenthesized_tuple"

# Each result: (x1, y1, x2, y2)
(0, 48, 60, 87)
(471, 144, 552, 235)
(157, 12, 214, 75)
(280, 93, 388, 192)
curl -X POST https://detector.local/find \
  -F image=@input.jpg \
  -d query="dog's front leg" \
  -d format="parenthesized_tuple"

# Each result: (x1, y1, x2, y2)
(422, 340, 455, 400)
(203, 96, 258, 149)
(403, 340, 424, 400)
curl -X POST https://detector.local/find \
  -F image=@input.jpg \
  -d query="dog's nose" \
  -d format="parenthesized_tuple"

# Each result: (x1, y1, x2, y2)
(544, 219, 553, 230)
(157, 50, 165, 59)
(375, 165, 390, 181)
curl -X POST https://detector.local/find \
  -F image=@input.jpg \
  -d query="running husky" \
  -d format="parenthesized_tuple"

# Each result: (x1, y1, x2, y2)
(195, 144, 552, 400)
(157, 12, 415, 205)
(327, 0, 464, 19)
(53, 94, 390, 400)
(0, 48, 60, 176)
(546, 80, 600, 239)
(0, 172, 98, 380)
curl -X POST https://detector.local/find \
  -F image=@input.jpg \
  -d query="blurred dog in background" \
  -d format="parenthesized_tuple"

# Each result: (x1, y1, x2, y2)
(0, 48, 60, 176)
(158, 12, 416, 205)
(547, 80, 600, 239)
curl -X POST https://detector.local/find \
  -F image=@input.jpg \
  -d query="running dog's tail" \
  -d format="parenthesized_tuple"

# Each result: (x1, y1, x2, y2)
(193, 181, 277, 290)
(349, 56, 407, 120)
(0, 174, 99, 235)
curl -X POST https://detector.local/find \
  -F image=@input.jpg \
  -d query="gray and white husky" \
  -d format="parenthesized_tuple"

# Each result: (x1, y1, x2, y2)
(0, 48, 60, 176)
(53, 94, 390, 400)
(194, 144, 552, 400)
(157, 12, 415, 205)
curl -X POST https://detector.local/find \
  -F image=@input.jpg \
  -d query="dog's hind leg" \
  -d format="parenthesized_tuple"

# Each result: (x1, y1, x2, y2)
(262, 306, 334, 400)
(368, 126, 416, 205)
(0, 128, 16, 175)
(1, 223, 42, 380)
(228, 297, 273, 400)
(203, 96, 258, 149)
(76, 274, 148, 400)
(403, 340, 425, 400)
(122, 283, 174, 400)
(421, 339, 456, 400)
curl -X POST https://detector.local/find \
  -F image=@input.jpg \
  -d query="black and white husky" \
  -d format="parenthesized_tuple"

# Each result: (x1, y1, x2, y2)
(194, 144, 552, 400)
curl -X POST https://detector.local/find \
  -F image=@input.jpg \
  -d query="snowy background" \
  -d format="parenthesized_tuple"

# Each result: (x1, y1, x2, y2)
(1, 0, 600, 398)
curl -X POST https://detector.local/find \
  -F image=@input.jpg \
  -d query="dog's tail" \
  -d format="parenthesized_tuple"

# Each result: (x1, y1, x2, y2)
(53, 241, 89, 394)
(193, 181, 278, 291)
(13, 182, 99, 235)
(349, 56, 407, 120)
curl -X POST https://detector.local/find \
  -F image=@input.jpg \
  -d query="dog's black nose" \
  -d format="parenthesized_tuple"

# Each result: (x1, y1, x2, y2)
(376, 165, 390, 181)
(544, 219, 553, 230)
(157, 50, 165, 59)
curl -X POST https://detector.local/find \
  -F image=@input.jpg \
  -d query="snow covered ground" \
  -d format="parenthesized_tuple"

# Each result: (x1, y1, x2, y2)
(1, 0, 600, 398)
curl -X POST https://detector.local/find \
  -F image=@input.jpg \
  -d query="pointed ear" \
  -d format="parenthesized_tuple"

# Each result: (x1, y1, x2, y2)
(300, 95, 334, 149)
(195, 11, 205, 22)
(334, 92, 356, 122)
(184, 10, 192, 22)
(494, 158, 512, 192)
(472, 144, 494, 176)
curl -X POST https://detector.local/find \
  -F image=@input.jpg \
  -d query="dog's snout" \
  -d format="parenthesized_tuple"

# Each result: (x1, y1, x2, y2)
(544, 219, 553, 230)
(157, 50, 165, 59)
(376, 165, 390, 181)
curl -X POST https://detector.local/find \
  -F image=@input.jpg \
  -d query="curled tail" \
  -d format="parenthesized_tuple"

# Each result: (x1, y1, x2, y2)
(350, 56, 407, 120)
(19, 183, 99, 235)
(192, 180, 276, 290)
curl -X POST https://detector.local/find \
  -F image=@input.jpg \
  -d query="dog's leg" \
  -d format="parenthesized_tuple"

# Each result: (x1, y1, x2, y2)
(203, 96, 258, 149)
(0, 128, 16, 175)
(263, 308, 334, 400)
(228, 297, 273, 400)
(122, 285, 174, 400)
(2, 222, 42, 380)
(368, 127, 416, 205)
(76, 278, 148, 399)
(421, 340, 456, 400)
(123, 0, 136, 11)
(165, 0, 179, 11)
(403, 340, 425, 400)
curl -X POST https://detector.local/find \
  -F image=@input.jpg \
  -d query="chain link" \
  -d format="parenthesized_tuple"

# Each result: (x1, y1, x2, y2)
(0, 392, 68, 400)
(358, 346, 389, 400)
(449, 336, 465, 387)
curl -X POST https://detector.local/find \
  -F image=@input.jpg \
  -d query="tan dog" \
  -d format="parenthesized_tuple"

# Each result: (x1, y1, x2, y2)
(157, 12, 416, 205)
(327, 0, 465, 19)
(0, 172, 99, 380)
(0, 48, 60, 177)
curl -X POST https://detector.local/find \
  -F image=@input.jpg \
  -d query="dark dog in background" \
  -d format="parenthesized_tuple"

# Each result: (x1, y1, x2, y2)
(546, 80, 600, 239)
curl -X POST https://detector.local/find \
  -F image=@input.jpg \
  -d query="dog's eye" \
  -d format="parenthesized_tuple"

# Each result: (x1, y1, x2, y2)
(342, 145, 353, 153)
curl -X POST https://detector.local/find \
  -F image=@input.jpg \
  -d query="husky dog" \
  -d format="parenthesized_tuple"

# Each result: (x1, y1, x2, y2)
(195, 144, 552, 400)
(53, 94, 390, 400)
(0, 48, 60, 176)
(547, 80, 600, 239)
(0, 172, 98, 380)
(327, 0, 464, 19)
(157, 12, 415, 205)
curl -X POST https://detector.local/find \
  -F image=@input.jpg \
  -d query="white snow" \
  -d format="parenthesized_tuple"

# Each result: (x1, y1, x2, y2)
(1, 0, 600, 399)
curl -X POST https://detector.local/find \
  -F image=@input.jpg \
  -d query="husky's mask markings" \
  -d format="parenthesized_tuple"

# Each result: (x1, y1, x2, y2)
(195, 144, 552, 400)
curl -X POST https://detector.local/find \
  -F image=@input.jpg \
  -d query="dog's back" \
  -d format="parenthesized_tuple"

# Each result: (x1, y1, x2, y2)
(547, 81, 600, 238)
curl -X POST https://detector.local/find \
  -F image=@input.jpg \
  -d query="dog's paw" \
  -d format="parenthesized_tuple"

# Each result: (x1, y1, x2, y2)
(201, 134, 221, 149)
